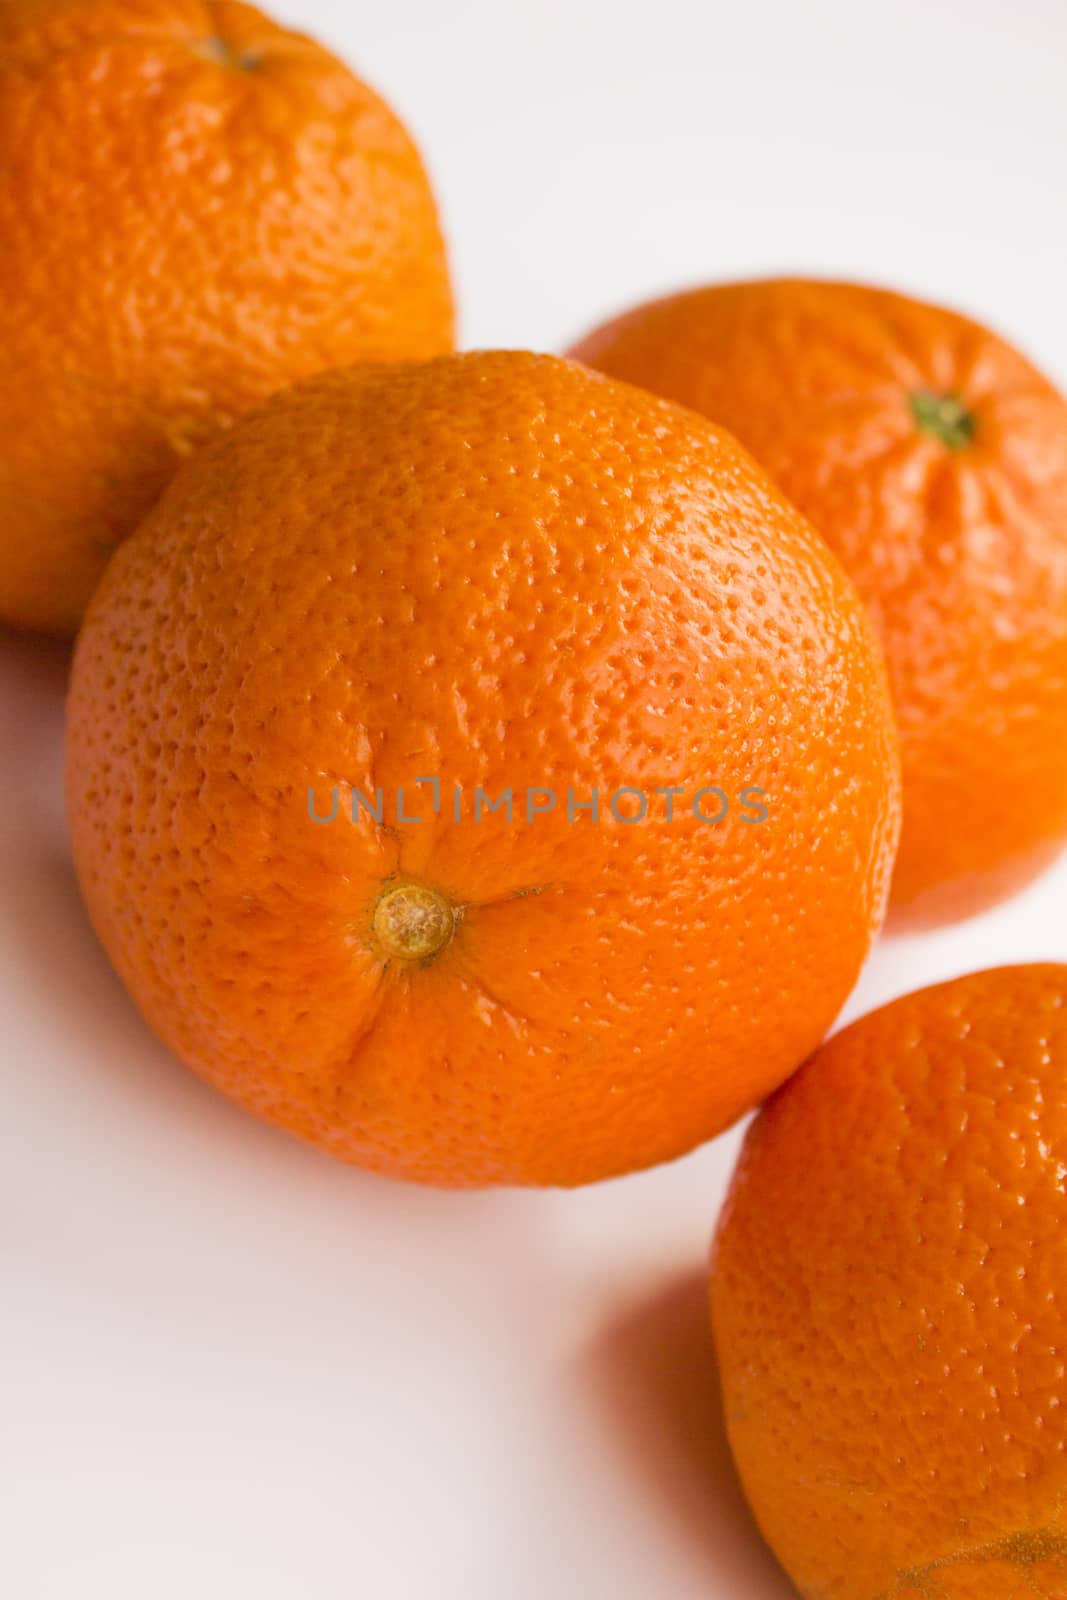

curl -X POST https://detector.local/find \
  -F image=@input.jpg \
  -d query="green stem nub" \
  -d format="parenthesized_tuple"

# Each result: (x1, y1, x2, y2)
(910, 390, 976, 451)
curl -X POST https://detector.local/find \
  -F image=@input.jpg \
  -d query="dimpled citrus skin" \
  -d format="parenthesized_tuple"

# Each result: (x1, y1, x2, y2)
(711, 964, 1067, 1600)
(0, 0, 453, 634)
(66, 351, 900, 1189)
(571, 280, 1067, 929)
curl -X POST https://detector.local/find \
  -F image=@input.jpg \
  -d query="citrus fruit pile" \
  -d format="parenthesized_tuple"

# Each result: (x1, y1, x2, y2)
(5, 1, 1067, 1593)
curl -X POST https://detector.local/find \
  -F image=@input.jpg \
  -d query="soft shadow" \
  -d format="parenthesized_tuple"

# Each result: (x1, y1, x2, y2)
(0, 618, 72, 711)
(0, 621, 70, 841)
(587, 1269, 796, 1597)
(8, 843, 152, 1035)
(0, 839, 250, 1126)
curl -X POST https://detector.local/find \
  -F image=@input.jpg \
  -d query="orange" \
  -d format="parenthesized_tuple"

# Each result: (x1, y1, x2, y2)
(711, 963, 1067, 1600)
(0, 0, 453, 635)
(66, 351, 900, 1188)
(571, 279, 1067, 928)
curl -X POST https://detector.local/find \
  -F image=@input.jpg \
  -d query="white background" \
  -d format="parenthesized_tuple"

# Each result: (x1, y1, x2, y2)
(3, 1, 1067, 1596)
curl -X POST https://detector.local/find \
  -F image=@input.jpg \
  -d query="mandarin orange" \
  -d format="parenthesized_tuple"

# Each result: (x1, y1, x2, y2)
(66, 351, 900, 1187)
(572, 280, 1067, 927)
(0, 0, 453, 633)
(712, 964, 1067, 1600)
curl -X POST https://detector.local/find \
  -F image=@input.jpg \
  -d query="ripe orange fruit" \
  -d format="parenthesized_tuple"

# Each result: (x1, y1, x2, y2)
(571, 280, 1067, 928)
(66, 351, 900, 1188)
(711, 963, 1067, 1600)
(0, 0, 453, 635)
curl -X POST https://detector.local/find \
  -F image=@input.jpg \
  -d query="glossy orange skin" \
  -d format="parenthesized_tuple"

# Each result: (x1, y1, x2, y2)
(0, 0, 453, 634)
(571, 280, 1067, 928)
(66, 352, 900, 1188)
(712, 964, 1067, 1600)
